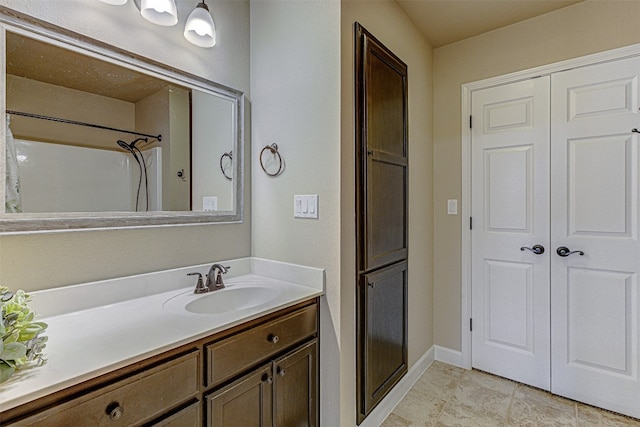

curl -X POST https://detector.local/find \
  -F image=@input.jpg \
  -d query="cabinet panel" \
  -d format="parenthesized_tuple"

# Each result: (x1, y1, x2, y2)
(365, 47, 406, 158)
(366, 155, 407, 269)
(274, 340, 318, 427)
(10, 351, 200, 427)
(359, 261, 408, 417)
(206, 364, 273, 427)
(206, 304, 317, 387)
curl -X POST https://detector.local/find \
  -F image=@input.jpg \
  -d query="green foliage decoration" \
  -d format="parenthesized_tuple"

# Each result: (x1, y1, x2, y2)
(0, 287, 48, 383)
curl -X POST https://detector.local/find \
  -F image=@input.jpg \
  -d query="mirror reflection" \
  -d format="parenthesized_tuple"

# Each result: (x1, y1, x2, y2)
(3, 30, 238, 217)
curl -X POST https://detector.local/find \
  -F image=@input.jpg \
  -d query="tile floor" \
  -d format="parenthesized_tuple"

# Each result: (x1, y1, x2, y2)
(381, 361, 640, 427)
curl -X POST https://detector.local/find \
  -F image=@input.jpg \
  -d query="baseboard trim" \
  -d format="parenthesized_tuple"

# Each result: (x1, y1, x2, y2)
(434, 345, 464, 368)
(358, 346, 435, 427)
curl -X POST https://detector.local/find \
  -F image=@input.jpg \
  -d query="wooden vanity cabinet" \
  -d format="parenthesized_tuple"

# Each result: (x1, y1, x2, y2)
(205, 303, 318, 427)
(206, 340, 317, 427)
(1, 298, 319, 427)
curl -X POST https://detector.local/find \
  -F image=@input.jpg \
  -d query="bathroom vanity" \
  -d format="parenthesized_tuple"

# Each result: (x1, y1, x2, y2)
(0, 258, 323, 426)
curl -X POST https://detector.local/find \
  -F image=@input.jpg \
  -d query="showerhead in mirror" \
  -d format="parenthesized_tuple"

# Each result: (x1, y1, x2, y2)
(116, 139, 148, 211)
(116, 139, 134, 153)
(117, 137, 148, 153)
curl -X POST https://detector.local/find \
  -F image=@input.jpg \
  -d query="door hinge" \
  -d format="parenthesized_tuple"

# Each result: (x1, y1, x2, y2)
(470, 217, 473, 230)
(470, 318, 473, 332)
(469, 115, 473, 129)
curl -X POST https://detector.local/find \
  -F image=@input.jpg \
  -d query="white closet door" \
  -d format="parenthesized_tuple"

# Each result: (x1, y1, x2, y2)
(471, 77, 551, 390)
(550, 56, 640, 419)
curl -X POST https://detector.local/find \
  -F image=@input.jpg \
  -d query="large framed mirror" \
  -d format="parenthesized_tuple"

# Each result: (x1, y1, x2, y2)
(0, 7, 244, 233)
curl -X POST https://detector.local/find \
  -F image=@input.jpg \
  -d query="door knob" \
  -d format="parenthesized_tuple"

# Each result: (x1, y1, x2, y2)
(520, 245, 545, 255)
(556, 246, 584, 257)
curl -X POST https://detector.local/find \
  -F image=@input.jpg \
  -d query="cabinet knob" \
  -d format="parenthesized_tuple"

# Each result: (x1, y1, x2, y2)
(261, 373, 273, 384)
(268, 334, 280, 344)
(106, 402, 124, 421)
(277, 367, 286, 377)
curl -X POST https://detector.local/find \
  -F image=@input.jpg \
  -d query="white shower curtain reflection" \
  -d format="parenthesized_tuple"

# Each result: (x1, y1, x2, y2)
(5, 115, 22, 213)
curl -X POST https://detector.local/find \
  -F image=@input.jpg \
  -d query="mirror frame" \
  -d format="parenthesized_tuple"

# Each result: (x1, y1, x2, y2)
(0, 7, 244, 233)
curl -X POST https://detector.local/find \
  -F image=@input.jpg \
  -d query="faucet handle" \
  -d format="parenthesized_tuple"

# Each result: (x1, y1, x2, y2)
(188, 272, 208, 294)
(214, 265, 231, 286)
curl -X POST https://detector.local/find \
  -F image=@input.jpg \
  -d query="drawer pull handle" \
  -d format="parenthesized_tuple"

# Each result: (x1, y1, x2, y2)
(277, 367, 286, 377)
(268, 334, 280, 344)
(106, 402, 124, 421)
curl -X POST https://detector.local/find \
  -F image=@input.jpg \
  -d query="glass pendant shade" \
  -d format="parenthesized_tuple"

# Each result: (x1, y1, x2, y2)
(184, 2, 216, 48)
(99, 0, 128, 4)
(140, 0, 178, 26)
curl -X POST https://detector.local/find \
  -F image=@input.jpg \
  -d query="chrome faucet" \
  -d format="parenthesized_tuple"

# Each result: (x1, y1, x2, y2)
(206, 264, 230, 291)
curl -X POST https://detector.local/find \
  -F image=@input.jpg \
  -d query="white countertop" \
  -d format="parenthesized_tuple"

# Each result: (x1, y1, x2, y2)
(0, 257, 324, 413)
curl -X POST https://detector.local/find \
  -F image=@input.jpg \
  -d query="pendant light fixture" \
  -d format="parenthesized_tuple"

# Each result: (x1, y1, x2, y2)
(96, 0, 217, 49)
(184, 1, 216, 48)
(140, 0, 178, 26)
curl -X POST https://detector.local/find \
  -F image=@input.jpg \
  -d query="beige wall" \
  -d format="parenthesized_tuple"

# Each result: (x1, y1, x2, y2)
(0, 0, 251, 291)
(433, 0, 640, 351)
(249, 1, 341, 425)
(341, 1, 434, 424)
(7, 74, 135, 148)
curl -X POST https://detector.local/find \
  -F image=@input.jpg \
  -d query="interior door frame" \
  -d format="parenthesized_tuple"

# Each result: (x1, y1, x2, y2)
(460, 42, 640, 370)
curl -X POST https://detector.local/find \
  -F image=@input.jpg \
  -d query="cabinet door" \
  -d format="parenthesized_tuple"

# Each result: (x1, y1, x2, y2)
(358, 261, 408, 419)
(273, 340, 318, 427)
(207, 364, 273, 427)
(356, 23, 408, 272)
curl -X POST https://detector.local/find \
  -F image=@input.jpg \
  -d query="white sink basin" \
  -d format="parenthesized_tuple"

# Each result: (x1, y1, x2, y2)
(163, 283, 282, 315)
(186, 286, 280, 314)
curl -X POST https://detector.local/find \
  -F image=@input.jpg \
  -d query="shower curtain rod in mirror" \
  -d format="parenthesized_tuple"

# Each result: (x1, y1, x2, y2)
(6, 110, 163, 142)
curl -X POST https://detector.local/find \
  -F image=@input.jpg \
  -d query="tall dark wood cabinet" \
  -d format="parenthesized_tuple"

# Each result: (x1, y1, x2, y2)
(355, 23, 408, 424)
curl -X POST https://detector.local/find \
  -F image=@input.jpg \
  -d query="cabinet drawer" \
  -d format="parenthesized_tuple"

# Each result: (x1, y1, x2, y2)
(10, 350, 200, 427)
(206, 304, 317, 387)
(154, 400, 201, 427)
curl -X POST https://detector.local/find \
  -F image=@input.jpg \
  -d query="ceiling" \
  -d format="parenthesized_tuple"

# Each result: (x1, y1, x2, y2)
(6, 1, 585, 95)
(394, 0, 584, 48)
(6, 32, 175, 103)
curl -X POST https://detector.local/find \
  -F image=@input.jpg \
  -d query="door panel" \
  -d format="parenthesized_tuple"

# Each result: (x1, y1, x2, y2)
(484, 260, 534, 353)
(550, 56, 640, 419)
(569, 135, 632, 236)
(471, 76, 551, 390)
(567, 268, 634, 374)
(485, 145, 533, 232)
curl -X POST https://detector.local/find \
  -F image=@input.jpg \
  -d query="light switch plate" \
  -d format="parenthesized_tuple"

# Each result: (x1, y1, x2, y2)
(294, 195, 318, 219)
(447, 199, 458, 215)
(203, 196, 218, 211)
